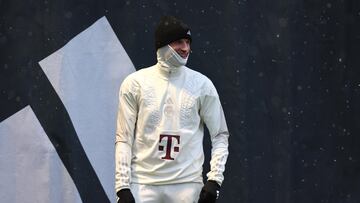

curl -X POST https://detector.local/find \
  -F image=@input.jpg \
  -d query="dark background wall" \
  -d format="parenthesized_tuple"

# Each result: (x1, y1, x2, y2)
(1, 0, 360, 202)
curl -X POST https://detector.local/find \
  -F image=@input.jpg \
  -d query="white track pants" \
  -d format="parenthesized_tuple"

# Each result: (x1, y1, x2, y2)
(130, 182, 203, 203)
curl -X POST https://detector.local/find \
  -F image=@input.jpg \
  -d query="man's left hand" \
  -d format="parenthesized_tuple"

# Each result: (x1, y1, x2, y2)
(198, 180, 220, 203)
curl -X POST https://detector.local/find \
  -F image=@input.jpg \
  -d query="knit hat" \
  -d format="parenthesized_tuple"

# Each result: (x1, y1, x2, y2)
(155, 16, 192, 50)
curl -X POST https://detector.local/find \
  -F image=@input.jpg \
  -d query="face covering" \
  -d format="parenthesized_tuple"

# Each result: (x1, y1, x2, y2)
(157, 45, 188, 68)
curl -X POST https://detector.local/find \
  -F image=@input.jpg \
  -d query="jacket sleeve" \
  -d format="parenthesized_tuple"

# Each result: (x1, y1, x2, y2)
(199, 80, 229, 186)
(115, 76, 139, 192)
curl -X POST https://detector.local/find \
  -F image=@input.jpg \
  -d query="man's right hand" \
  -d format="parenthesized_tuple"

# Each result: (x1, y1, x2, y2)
(117, 189, 135, 203)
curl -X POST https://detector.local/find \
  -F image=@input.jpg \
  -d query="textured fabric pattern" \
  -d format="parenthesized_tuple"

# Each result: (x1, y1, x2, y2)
(115, 61, 229, 191)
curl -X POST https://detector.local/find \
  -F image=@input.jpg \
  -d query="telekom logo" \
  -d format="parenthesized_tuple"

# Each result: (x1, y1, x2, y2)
(158, 134, 180, 160)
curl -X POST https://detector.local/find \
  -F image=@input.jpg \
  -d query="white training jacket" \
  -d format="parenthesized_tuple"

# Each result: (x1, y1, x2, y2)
(115, 50, 229, 193)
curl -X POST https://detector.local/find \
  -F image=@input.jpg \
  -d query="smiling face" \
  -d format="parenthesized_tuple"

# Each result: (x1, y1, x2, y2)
(169, 38, 191, 59)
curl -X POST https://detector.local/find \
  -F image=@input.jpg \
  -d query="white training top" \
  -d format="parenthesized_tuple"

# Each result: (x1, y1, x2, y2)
(115, 48, 229, 192)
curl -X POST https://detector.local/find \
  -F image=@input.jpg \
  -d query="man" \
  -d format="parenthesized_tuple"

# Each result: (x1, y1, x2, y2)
(115, 16, 229, 203)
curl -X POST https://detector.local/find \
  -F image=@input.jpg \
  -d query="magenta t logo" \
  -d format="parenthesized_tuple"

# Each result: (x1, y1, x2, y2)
(158, 134, 180, 160)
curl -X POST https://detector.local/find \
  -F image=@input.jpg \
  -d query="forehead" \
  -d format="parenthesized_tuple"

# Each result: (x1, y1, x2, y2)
(173, 38, 190, 43)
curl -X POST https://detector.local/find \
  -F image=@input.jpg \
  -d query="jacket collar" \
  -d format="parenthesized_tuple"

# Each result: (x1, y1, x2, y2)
(156, 45, 187, 80)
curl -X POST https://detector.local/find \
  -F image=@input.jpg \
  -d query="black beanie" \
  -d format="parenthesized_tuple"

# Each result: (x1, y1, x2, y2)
(155, 16, 192, 50)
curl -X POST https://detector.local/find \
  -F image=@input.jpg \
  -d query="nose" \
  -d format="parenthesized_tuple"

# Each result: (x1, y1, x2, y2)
(180, 42, 190, 52)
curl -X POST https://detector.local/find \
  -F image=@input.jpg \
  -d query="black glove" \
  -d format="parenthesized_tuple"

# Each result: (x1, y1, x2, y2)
(198, 180, 220, 203)
(117, 189, 135, 203)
